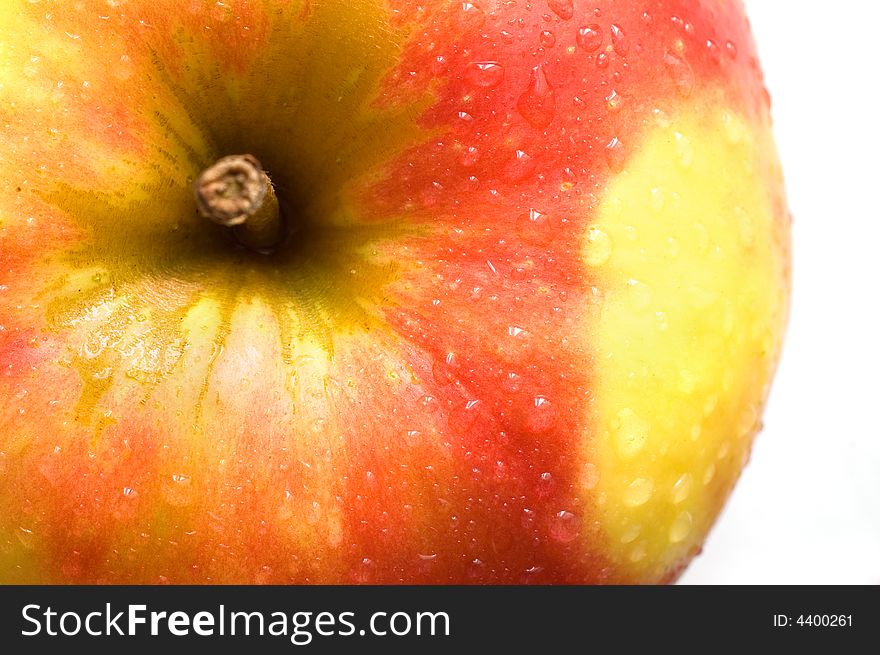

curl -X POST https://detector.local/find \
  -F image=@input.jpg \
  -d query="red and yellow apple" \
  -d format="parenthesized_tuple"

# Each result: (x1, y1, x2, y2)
(0, 0, 790, 583)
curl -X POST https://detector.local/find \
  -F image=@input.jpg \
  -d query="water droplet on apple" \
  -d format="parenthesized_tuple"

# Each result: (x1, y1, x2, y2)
(626, 278, 653, 311)
(703, 463, 716, 485)
(365, 470, 378, 489)
(663, 52, 695, 97)
(584, 226, 612, 266)
(537, 471, 556, 498)
(516, 207, 554, 245)
(210, 2, 232, 22)
(725, 40, 738, 59)
(623, 477, 654, 507)
(111, 486, 138, 521)
(736, 403, 759, 440)
(549, 510, 579, 543)
(706, 39, 722, 64)
(501, 370, 523, 393)
(306, 500, 322, 525)
(606, 88, 623, 112)
(37, 447, 62, 485)
(427, 54, 447, 77)
(418, 394, 440, 415)
(669, 511, 693, 543)
(404, 429, 422, 446)
(649, 186, 666, 213)
(467, 558, 486, 579)
(162, 473, 194, 507)
(629, 542, 647, 562)
(671, 473, 693, 504)
(421, 180, 446, 208)
(309, 418, 327, 436)
(278, 490, 296, 521)
(432, 351, 459, 385)
(610, 24, 628, 55)
(500, 325, 532, 365)
(655, 311, 669, 331)
(703, 393, 719, 416)
(576, 24, 603, 51)
(614, 408, 649, 458)
(596, 52, 610, 68)
(620, 524, 641, 544)
(510, 259, 534, 280)
(720, 110, 746, 145)
(465, 61, 504, 88)
(450, 398, 482, 433)
(503, 149, 536, 182)
(547, 0, 573, 20)
(540, 30, 556, 48)
(675, 132, 694, 170)
(17, 526, 35, 549)
(521, 507, 537, 529)
(113, 53, 134, 81)
(517, 65, 555, 129)
(604, 137, 626, 172)
(457, 1, 486, 29)
(526, 395, 557, 434)
(460, 145, 480, 167)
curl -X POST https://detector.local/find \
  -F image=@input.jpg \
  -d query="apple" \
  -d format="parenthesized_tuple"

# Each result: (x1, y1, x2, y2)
(0, 0, 790, 584)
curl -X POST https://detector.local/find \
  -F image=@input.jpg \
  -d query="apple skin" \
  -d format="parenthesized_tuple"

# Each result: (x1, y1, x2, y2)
(0, 0, 789, 583)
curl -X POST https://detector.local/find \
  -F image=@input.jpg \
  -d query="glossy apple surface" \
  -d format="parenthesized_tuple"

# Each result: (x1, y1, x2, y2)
(0, 0, 790, 583)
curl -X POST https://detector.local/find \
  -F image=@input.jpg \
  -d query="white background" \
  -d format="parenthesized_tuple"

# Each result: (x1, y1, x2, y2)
(681, 1, 880, 584)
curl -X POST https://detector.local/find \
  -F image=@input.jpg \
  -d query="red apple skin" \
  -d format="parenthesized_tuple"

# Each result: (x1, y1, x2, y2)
(0, 0, 790, 583)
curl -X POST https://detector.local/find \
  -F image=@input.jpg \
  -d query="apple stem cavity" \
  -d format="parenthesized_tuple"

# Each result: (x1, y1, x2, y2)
(194, 154, 284, 252)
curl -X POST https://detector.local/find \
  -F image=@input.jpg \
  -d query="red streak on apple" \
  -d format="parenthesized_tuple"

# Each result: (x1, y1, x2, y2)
(341, 0, 770, 581)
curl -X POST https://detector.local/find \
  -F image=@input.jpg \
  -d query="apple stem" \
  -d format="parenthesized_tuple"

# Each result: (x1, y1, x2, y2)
(194, 154, 283, 251)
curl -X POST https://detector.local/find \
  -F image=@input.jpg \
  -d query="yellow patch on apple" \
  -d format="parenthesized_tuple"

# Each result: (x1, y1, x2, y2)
(583, 102, 790, 581)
